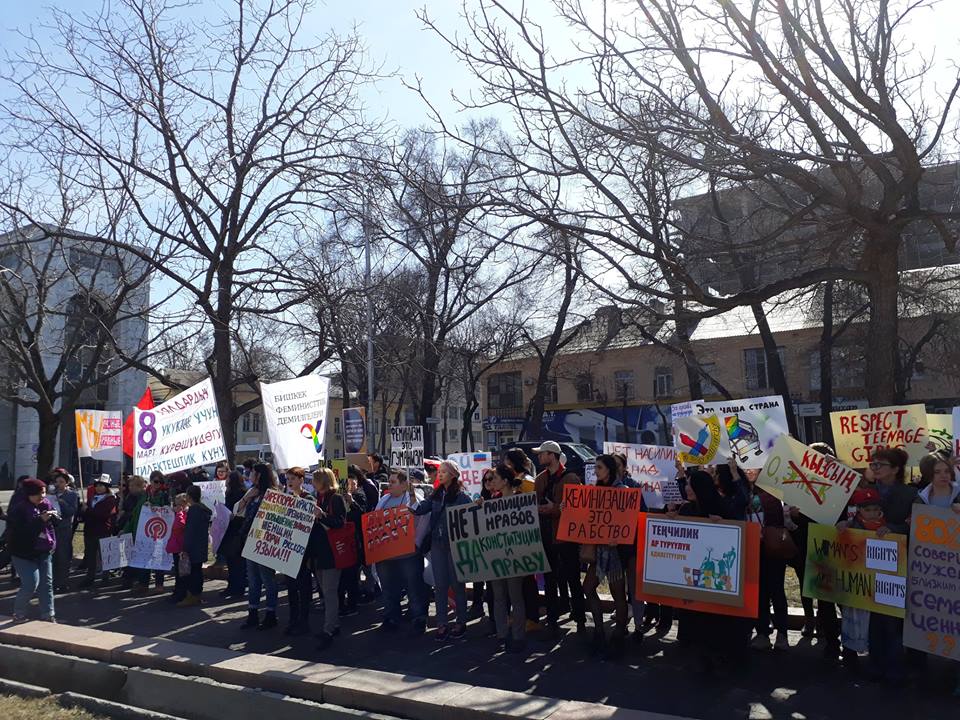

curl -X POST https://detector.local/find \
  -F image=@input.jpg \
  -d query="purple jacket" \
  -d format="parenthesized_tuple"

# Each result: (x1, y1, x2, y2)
(8, 497, 57, 560)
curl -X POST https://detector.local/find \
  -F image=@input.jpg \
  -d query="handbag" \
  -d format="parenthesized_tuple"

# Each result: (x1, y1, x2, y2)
(178, 552, 192, 576)
(761, 526, 798, 561)
(328, 522, 358, 569)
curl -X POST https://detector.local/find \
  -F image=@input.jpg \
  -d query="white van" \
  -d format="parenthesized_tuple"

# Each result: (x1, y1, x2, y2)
(234, 444, 273, 465)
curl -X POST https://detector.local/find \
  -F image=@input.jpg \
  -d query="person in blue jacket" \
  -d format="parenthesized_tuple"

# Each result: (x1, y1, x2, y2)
(412, 459, 472, 642)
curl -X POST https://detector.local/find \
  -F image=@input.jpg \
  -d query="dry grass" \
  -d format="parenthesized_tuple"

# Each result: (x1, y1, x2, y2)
(0, 694, 107, 720)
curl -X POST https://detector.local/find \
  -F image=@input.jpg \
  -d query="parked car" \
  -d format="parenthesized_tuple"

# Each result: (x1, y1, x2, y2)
(498, 441, 598, 479)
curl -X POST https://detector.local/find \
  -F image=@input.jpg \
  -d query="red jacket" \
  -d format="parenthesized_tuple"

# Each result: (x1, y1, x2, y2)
(83, 494, 118, 539)
(166, 510, 186, 554)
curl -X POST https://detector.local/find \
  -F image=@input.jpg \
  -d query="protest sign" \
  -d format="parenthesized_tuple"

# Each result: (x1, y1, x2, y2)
(134, 378, 227, 477)
(583, 463, 596, 486)
(556, 484, 642, 544)
(755, 435, 859, 525)
(447, 451, 493, 499)
(670, 400, 700, 447)
(829, 404, 927, 467)
(99, 533, 132, 571)
(75, 409, 124, 463)
(696, 396, 789, 469)
(342, 407, 367, 455)
(953, 407, 960, 462)
(260, 375, 330, 469)
(242, 489, 315, 576)
(903, 504, 960, 660)
(130, 506, 174, 571)
(635, 513, 760, 618)
(362, 506, 416, 564)
(210, 503, 232, 554)
(803, 524, 907, 617)
(604, 442, 682, 509)
(446, 492, 549, 582)
(926, 413, 953, 456)
(674, 414, 727, 466)
(390, 426, 424, 469)
(330, 458, 348, 482)
(195, 480, 226, 508)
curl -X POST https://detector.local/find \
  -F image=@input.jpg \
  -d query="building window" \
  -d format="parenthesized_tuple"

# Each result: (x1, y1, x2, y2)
(654, 368, 673, 398)
(472, 430, 482, 446)
(448, 429, 458, 441)
(242, 414, 250, 433)
(487, 371, 523, 410)
(447, 405, 462, 420)
(809, 349, 863, 391)
(473, 410, 481, 421)
(575, 372, 595, 402)
(744, 347, 786, 391)
(613, 370, 635, 400)
(242, 412, 261, 433)
(333, 417, 341, 436)
(545, 376, 559, 404)
(700, 362, 719, 395)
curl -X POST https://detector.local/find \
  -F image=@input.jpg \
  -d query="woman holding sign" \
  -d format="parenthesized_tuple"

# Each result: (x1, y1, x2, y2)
(581, 455, 630, 658)
(235, 465, 280, 631)
(412, 460, 472, 641)
(309, 468, 347, 650)
(488, 464, 527, 652)
(283, 467, 315, 636)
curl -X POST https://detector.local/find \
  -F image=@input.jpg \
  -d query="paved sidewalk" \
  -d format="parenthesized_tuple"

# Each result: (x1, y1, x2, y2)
(0, 571, 955, 720)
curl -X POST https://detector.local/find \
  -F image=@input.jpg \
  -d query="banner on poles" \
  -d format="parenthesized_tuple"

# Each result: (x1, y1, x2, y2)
(362, 506, 416, 564)
(99, 533, 132, 571)
(390, 426, 424, 469)
(635, 513, 760, 618)
(134, 378, 227, 477)
(446, 492, 549, 582)
(261, 375, 330, 470)
(603, 442, 681, 509)
(695, 395, 789, 469)
(755, 435, 859, 525)
(447, 451, 493, 499)
(803, 524, 907, 617)
(556, 485, 642, 545)
(130, 506, 174, 571)
(903, 504, 960, 660)
(829, 404, 928, 467)
(76, 409, 124, 463)
(241, 489, 315, 576)
(342, 407, 367, 455)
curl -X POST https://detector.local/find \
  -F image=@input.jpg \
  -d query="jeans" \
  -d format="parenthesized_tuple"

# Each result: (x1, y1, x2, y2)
(287, 564, 313, 627)
(492, 577, 525, 641)
(431, 541, 467, 627)
(247, 560, 278, 611)
(868, 612, 905, 681)
(53, 524, 74, 589)
(379, 554, 427, 624)
(12, 554, 54, 620)
(315, 567, 341, 634)
(83, 533, 103, 583)
(544, 541, 586, 625)
(757, 557, 788, 635)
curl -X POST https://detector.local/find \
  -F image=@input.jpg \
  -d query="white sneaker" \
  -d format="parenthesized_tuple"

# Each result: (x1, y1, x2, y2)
(774, 631, 790, 651)
(751, 633, 772, 650)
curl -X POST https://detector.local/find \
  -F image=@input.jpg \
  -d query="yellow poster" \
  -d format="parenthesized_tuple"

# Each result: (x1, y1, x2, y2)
(926, 413, 953, 456)
(829, 404, 927, 467)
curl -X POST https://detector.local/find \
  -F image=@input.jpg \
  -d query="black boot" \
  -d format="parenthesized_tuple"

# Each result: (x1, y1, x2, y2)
(241, 609, 259, 629)
(259, 611, 278, 630)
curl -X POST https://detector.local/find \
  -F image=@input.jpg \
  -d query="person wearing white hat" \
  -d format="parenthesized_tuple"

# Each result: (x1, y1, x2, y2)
(532, 441, 586, 635)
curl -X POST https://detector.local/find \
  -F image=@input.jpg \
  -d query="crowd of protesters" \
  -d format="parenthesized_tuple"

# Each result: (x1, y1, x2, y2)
(1, 440, 958, 695)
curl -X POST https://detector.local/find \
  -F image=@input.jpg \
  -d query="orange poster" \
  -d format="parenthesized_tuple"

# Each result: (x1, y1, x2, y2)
(635, 512, 761, 618)
(362, 506, 415, 564)
(556, 485, 642, 545)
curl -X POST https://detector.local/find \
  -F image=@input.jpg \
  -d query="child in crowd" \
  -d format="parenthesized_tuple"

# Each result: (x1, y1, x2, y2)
(839, 487, 883, 670)
(178, 486, 211, 607)
(166, 493, 188, 604)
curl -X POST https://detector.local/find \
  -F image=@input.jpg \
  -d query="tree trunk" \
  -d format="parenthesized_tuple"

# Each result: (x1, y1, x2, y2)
(417, 342, 440, 456)
(819, 281, 835, 446)
(675, 302, 704, 399)
(34, 404, 61, 477)
(751, 303, 798, 436)
(462, 400, 478, 451)
(213, 266, 236, 460)
(862, 234, 900, 406)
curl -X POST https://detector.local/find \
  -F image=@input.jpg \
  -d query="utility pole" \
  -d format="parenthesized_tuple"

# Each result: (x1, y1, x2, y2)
(363, 198, 375, 454)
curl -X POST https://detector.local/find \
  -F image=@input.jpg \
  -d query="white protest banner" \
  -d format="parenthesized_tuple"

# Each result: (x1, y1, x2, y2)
(604, 442, 682, 509)
(134, 378, 227, 477)
(209, 503, 232, 554)
(671, 400, 701, 446)
(130, 506, 174, 571)
(830, 404, 928, 467)
(675, 414, 727, 466)
(446, 492, 549, 582)
(260, 375, 330, 470)
(99, 533, 132, 571)
(75, 409, 124, 463)
(196, 480, 226, 508)
(390, 426, 424, 469)
(447, 451, 493, 499)
(755, 435, 859, 525)
(241, 489, 315, 576)
(696, 395, 789, 469)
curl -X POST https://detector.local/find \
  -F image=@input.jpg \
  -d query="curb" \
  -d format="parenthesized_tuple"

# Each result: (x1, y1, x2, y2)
(0, 616, 691, 720)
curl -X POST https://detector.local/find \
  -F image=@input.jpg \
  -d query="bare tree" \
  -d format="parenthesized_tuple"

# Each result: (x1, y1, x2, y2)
(2, 0, 379, 455)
